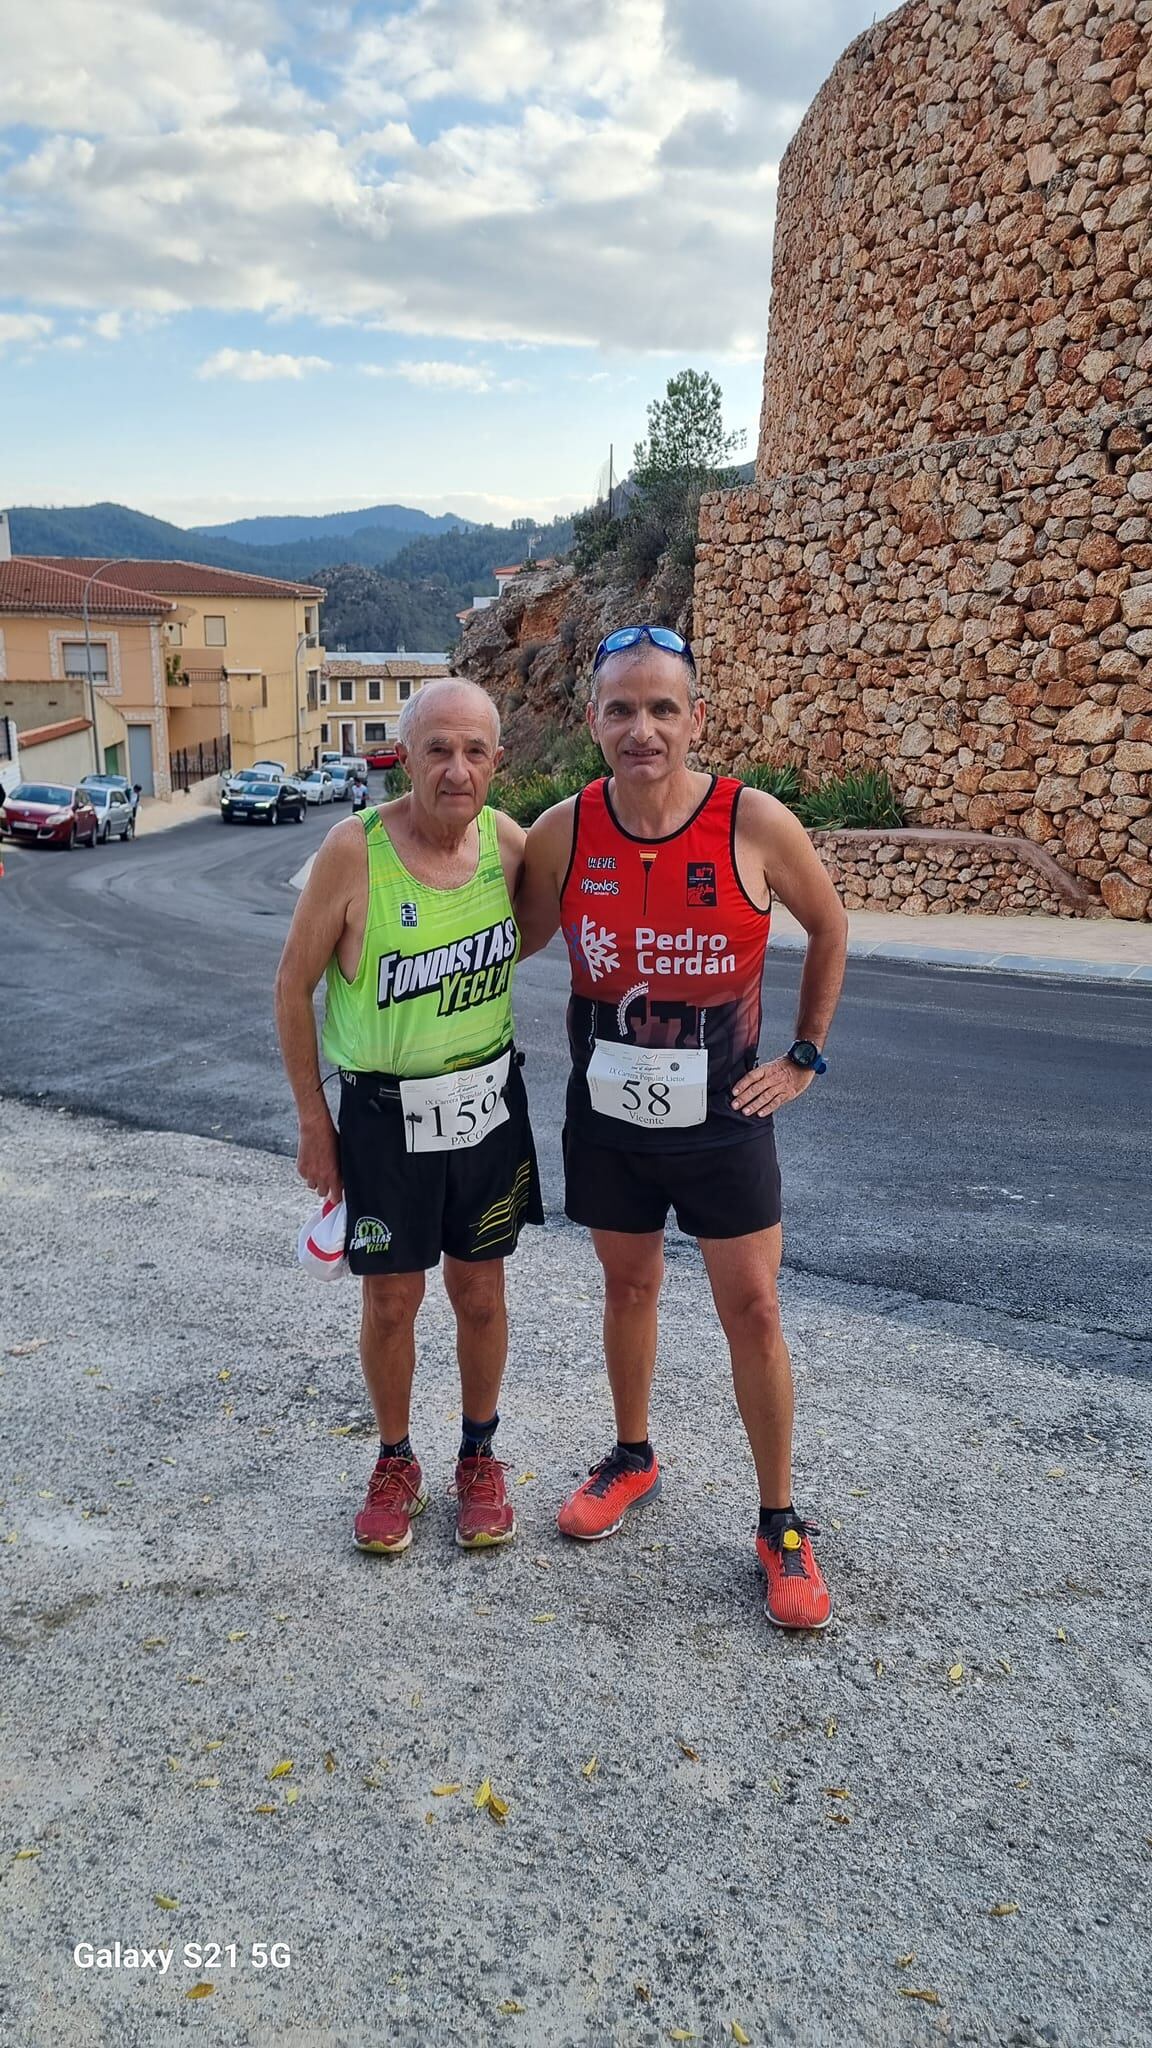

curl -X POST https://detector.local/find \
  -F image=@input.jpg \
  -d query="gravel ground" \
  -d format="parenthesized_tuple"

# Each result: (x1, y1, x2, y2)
(1, 1098, 1150, 2048)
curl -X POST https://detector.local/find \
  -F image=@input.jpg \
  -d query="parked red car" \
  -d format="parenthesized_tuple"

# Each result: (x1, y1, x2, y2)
(365, 745, 399, 770)
(0, 781, 99, 848)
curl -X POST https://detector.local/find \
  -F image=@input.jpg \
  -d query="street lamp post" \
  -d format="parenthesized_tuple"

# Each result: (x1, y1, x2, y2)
(294, 631, 307, 774)
(82, 557, 133, 775)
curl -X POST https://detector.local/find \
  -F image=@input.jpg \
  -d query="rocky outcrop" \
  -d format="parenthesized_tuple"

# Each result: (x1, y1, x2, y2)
(454, 559, 691, 763)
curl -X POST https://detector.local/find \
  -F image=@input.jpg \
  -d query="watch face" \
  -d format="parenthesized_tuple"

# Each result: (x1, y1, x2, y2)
(790, 1041, 818, 1067)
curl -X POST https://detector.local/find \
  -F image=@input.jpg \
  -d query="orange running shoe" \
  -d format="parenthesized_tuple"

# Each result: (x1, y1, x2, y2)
(353, 1455, 428, 1554)
(756, 1510, 831, 1631)
(557, 1446, 661, 1541)
(454, 1457, 516, 1549)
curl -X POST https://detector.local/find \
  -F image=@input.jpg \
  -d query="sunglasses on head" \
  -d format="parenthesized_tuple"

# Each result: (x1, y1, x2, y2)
(591, 624, 696, 675)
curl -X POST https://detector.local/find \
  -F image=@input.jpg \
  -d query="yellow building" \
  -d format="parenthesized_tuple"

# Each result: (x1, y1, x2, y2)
(0, 558, 173, 790)
(321, 658, 450, 756)
(27, 559, 325, 783)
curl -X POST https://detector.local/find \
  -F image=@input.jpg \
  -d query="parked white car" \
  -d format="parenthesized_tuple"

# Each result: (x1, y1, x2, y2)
(300, 769, 336, 805)
(85, 783, 136, 842)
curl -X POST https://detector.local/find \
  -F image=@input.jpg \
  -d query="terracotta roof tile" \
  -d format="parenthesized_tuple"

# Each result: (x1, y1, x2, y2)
(27, 557, 325, 601)
(0, 560, 175, 616)
(18, 716, 92, 746)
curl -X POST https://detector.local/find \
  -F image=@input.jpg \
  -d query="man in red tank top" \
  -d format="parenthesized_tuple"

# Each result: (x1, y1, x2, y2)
(517, 625, 849, 1630)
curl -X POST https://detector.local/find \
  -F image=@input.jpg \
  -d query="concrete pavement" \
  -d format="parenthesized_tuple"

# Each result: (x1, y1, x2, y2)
(1, 1098, 1150, 2048)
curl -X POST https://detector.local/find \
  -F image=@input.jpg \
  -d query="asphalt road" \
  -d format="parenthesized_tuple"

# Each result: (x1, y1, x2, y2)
(1, 796, 1148, 1343)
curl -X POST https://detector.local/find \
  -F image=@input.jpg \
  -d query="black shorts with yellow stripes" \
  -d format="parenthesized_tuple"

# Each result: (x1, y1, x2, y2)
(338, 1054, 544, 1274)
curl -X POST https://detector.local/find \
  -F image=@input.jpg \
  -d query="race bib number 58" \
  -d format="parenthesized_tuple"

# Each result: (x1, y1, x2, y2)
(399, 1051, 511, 1153)
(587, 1041, 708, 1130)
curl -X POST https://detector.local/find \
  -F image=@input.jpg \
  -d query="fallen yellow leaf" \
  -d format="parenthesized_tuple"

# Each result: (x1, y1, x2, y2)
(488, 1792, 510, 1823)
(154, 1895, 179, 1910)
(1015, 1778, 1032, 1789)
(1047, 1467, 1065, 1480)
(227, 1631, 247, 1643)
(823, 1787, 849, 1798)
(827, 1813, 851, 1825)
(896, 1953, 915, 1969)
(498, 2001, 525, 2016)
(634, 1982, 651, 2001)
(432, 1783, 462, 1797)
(874, 1659, 884, 1676)
(186, 1983, 214, 2000)
(194, 1778, 220, 1790)
(678, 1741, 700, 1761)
(825, 1718, 837, 1738)
(141, 1638, 167, 1650)
(284, 1786, 300, 1806)
(268, 1760, 294, 1780)
(252, 1803, 278, 1814)
(217, 1369, 231, 1382)
(7, 1341, 46, 1357)
(531, 1613, 556, 1624)
(999, 1659, 1013, 1675)
(667, 2032, 697, 2042)
(582, 1757, 598, 1778)
(731, 2025, 752, 2046)
(13, 1848, 40, 1861)
(948, 1664, 964, 1684)
(1055, 1627, 1067, 1643)
(989, 1902, 1019, 1917)
(185, 1675, 206, 1687)
(324, 1752, 337, 1773)
(474, 1778, 492, 1810)
(204, 1740, 225, 1752)
(899, 1989, 941, 2006)
(849, 1488, 867, 1498)
(516, 1472, 536, 1485)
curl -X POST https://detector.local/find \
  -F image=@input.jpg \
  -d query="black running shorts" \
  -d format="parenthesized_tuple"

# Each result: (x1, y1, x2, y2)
(563, 1122, 781, 1239)
(339, 1055, 544, 1274)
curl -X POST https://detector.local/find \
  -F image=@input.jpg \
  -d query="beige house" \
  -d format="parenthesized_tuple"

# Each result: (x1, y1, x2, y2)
(320, 658, 450, 756)
(24, 559, 325, 783)
(0, 559, 173, 791)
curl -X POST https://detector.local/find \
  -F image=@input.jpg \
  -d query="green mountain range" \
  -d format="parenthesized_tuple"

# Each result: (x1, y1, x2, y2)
(6, 499, 575, 651)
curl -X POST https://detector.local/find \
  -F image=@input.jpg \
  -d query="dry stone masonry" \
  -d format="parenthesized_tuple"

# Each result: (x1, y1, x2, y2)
(696, 0, 1152, 918)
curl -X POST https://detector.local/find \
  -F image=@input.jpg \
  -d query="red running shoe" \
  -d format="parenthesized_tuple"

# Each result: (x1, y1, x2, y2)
(557, 1445, 661, 1541)
(353, 1455, 428, 1554)
(756, 1510, 831, 1631)
(454, 1457, 516, 1549)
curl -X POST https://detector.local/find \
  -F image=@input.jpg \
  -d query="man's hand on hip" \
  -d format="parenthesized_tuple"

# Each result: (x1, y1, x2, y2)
(297, 1109, 344, 1202)
(730, 1057, 815, 1119)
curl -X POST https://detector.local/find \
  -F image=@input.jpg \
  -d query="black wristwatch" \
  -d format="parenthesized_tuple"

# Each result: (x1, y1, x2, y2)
(786, 1040, 828, 1075)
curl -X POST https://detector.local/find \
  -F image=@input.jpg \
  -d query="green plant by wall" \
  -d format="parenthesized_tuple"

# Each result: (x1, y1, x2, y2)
(797, 769, 904, 830)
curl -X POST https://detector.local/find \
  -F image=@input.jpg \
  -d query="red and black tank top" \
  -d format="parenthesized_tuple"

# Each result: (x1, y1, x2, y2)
(560, 775, 771, 1149)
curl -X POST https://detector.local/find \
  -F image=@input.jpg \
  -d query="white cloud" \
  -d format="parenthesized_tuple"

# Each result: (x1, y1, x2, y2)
(359, 359, 529, 394)
(0, 0, 882, 354)
(0, 313, 53, 347)
(197, 347, 332, 380)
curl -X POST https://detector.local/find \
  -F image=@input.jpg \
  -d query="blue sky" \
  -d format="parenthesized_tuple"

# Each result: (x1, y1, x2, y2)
(0, 0, 884, 528)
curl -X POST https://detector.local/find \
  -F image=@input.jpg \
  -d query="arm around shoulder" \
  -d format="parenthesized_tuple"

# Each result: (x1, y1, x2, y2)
(514, 795, 576, 957)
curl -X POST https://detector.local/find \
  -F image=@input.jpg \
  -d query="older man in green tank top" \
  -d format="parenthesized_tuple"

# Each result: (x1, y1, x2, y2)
(275, 680, 542, 1556)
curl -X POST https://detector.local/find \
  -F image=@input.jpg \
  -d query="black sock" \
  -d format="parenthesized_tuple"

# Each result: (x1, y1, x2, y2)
(459, 1412, 498, 1460)
(378, 1435, 414, 1463)
(617, 1438, 654, 1469)
(758, 1502, 796, 1535)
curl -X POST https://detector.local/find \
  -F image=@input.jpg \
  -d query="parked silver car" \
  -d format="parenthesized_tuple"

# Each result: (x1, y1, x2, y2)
(85, 783, 136, 842)
(300, 769, 336, 805)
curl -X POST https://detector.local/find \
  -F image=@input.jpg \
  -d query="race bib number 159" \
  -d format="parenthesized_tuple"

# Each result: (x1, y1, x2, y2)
(587, 1041, 708, 1130)
(399, 1051, 511, 1153)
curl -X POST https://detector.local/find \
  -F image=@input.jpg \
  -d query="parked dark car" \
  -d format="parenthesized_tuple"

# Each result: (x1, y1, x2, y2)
(220, 778, 306, 825)
(0, 782, 99, 848)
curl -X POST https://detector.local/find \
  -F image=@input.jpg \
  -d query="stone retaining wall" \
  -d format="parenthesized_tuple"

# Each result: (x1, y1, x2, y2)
(811, 828, 1100, 915)
(696, 0, 1152, 918)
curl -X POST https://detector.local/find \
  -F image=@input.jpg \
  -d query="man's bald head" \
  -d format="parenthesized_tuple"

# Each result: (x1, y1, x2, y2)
(396, 678, 501, 750)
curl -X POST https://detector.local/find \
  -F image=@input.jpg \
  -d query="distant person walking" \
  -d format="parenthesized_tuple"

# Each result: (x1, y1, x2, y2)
(516, 624, 849, 1631)
(350, 771, 369, 812)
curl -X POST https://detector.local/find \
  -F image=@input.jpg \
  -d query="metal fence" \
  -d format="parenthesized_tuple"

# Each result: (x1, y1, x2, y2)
(169, 733, 231, 793)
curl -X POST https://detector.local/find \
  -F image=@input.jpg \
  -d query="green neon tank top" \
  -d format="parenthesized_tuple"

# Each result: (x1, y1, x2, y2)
(322, 805, 518, 1078)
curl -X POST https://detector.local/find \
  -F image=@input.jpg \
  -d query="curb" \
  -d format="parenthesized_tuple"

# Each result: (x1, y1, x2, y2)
(769, 932, 1152, 984)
